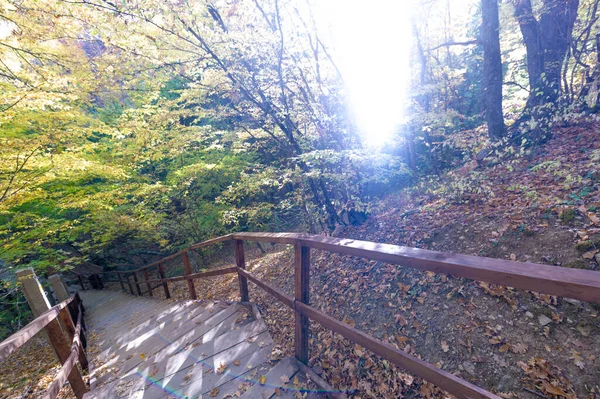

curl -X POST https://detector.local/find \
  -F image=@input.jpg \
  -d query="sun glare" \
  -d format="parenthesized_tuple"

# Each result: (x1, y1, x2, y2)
(315, 0, 413, 146)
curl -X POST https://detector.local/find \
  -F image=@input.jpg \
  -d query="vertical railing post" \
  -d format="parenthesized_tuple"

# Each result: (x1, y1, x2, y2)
(132, 272, 142, 296)
(49, 274, 70, 302)
(77, 274, 85, 290)
(158, 262, 170, 299)
(126, 273, 134, 295)
(294, 244, 310, 364)
(117, 272, 125, 291)
(143, 269, 153, 297)
(16, 268, 88, 398)
(234, 239, 249, 302)
(182, 250, 197, 300)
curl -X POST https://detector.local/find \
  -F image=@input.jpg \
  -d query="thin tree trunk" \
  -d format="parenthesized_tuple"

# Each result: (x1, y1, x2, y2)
(513, 0, 548, 108)
(482, 0, 505, 139)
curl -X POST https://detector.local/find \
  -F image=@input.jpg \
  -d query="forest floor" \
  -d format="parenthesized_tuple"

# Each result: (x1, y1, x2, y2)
(1, 122, 599, 399)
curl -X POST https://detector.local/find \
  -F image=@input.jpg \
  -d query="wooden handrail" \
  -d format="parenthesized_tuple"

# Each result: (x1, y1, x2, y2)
(101, 232, 600, 304)
(144, 266, 237, 285)
(0, 296, 74, 361)
(231, 232, 600, 304)
(0, 293, 88, 399)
(91, 231, 600, 398)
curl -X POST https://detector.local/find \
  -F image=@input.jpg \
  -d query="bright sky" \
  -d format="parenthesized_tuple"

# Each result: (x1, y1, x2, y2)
(314, 0, 413, 146)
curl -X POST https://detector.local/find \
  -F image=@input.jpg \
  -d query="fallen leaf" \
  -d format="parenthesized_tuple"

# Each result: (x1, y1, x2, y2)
(342, 317, 356, 328)
(511, 343, 528, 354)
(571, 350, 585, 370)
(209, 387, 219, 397)
(441, 341, 449, 353)
(396, 336, 410, 344)
(217, 362, 227, 374)
(582, 249, 598, 259)
(394, 314, 408, 326)
(259, 375, 267, 385)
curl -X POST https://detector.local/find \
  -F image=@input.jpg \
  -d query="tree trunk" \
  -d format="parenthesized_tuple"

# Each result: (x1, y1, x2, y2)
(512, 0, 579, 108)
(513, 0, 548, 108)
(482, 0, 505, 139)
(539, 0, 580, 102)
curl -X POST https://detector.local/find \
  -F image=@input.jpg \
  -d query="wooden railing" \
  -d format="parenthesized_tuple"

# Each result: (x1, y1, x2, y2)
(0, 293, 88, 399)
(82, 232, 600, 399)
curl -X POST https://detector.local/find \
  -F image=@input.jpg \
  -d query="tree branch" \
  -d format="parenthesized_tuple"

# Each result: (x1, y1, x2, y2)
(426, 39, 480, 52)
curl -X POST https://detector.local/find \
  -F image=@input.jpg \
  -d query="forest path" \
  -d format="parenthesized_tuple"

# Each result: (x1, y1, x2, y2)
(79, 289, 318, 398)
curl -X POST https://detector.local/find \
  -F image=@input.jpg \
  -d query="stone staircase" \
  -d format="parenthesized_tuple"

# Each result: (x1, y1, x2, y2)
(80, 290, 327, 399)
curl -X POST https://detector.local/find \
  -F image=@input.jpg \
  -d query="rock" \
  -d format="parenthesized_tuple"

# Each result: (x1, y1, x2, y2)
(595, 253, 600, 266)
(563, 298, 581, 306)
(538, 314, 552, 326)
(497, 374, 514, 392)
(525, 311, 534, 318)
(462, 361, 476, 375)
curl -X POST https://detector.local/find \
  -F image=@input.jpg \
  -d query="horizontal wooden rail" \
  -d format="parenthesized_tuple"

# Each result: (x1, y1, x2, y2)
(294, 301, 496, 399)
(237, 267, 295, 308)
(144, 266, 237, 285)
(231, 232, 600, 304)
(0, 296, 74, 361)
(237, 266, 498, 399)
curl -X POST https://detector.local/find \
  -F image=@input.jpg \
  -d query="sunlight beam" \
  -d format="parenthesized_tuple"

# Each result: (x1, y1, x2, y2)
(315, 0, 413, 146)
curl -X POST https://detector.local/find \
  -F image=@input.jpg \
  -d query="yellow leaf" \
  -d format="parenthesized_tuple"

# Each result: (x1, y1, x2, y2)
(342, 317, 356, 328)
(441, 341, 449, 353)
(396, 336, 410, 344)
(140, 353, 146, 360)
(217, 362, 227, 374)
(259, 375, 267, 385)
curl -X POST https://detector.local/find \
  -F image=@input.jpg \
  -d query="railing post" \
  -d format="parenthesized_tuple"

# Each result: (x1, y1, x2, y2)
(143, 269, 153, 297)
(49, 274, 70, 303)
(294, 244, 310, 364)
(132, 272, 142, 296)
(117, 272, 125, 291)
(77, 274, 85, 290)
(125, 273, 134, 295)
(182, 250, 197, 300)
(234, 239, 249, 302)
(158, 262, 170, 299)
(15, 268, 88, 398)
